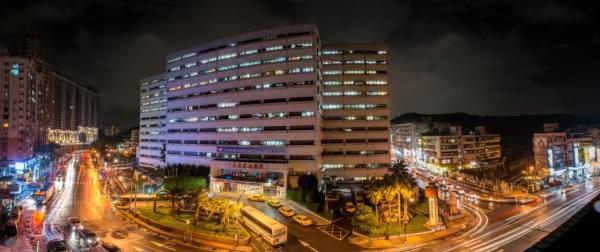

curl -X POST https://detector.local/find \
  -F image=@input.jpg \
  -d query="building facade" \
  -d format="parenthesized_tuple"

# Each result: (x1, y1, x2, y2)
(533, 123, 598, 181)
(0, 56, 46, 170)
(139, 24, 394, 194)
(138, 74, 167, 169)
(320, 43, 391, 179)
(418, 126, 501, 172)
(391, 122, 429, 163)
(46, 71, 99, 145)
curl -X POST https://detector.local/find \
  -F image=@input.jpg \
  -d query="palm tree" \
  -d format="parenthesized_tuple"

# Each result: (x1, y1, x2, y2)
(368, 189, 382, 224)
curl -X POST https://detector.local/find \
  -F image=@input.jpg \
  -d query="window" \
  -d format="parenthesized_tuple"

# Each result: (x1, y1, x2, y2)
(322, 104, 342, 110)
(367, 91, 387, 96)
(301, 111, 314, 117)
(323, 70, 342, 75)
(263, 140, 285, 146)
(240, 49, 258, 56)
(378, 50, 388, 54)
(322, 92, 342, 96)
(366, 80, 387, 85)
(218, 53, 237, 60)
(323, 50, 341, 55)
(323, 81, 341, 86)
(218, 102, 236, 108)
(266, 45, 283, 51)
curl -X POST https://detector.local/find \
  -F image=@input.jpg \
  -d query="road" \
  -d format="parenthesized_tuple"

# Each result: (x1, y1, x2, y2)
(394, 174, 600, 251)
(218, 192, 357, 252)
(45, 151, 208, 252)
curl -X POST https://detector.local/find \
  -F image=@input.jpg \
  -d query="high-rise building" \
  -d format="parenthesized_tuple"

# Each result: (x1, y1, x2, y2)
(137, 74, 167, 169)
(139, 24, 395, 194)
(0, 33, 47, 63)
(46, 71, 99, 145)
(0, 56, 46, 170)
(320, 43, 391, 179)
(163, 24, 321, 195)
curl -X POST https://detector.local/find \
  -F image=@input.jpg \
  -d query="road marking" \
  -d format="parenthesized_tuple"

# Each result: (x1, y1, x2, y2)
(298, 239, 318, 252)
(131, 245, 145, 252)
(150, 240, 176, 251)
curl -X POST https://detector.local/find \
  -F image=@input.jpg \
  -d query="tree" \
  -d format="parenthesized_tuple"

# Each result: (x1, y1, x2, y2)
(163, 177, 185, 213)
(368, 189, 382, 224)
(351, 205, 377, 231)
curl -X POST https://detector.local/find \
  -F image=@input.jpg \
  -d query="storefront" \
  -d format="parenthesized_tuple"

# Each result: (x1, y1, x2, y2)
(209, 160, 288, 198)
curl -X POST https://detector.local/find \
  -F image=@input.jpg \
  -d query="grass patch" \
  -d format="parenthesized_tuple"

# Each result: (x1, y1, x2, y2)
(358, 215, 429, 237)
(286, 189, 321, 213)
(136, 207, 249, 239)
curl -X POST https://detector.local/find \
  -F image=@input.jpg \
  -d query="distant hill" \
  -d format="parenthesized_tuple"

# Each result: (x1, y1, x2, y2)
(392, 113, 600, 161)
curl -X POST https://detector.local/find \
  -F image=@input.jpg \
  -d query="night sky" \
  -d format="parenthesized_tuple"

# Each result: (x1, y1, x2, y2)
(1, 0, 599, 128)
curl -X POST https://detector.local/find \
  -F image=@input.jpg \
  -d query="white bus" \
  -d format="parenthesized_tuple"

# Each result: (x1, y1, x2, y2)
(241, 206, 287, 246)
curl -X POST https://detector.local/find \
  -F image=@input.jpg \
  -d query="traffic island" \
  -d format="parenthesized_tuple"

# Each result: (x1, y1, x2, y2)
(119, 206, 252, 252)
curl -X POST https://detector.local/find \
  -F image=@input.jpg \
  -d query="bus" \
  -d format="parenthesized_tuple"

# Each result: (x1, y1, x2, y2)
(240, 206, 287, 246)
(34, 184, 55, 205)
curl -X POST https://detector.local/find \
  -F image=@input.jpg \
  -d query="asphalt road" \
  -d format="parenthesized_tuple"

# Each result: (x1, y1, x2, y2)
(45, 151, 210, 252)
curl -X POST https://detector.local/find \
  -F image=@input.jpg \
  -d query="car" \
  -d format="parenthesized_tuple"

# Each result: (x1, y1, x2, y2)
(77, 229, 100, 246)
(345, 202, 356, 213)
(278, 206, 295, 217)
(101, 242, 122, 252)
(67, 217, 82, 231)
(112, 229, 127, 239)
(292, 215, 313, 226)
(46, 240, 70, 252)
(267, 199, 282, 208)
(248, 194, 265, 202)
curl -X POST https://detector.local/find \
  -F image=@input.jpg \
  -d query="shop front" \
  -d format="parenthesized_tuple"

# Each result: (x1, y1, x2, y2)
(209, 160, 288, 198)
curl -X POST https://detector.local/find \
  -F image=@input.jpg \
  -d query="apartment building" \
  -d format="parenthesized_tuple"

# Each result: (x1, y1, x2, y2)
(138, 74, 167, 169)
(0, 56, 45, 170)
(391, 122, 429, 163)
(419, 126, 501, 171)
(46, 71, 99, 145)
(320, 43, 391, 179)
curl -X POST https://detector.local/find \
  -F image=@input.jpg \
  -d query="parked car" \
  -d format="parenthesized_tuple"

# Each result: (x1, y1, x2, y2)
(46, 240, 70, 252)
(292, 215, 313, 226)
(248, 194, 265, 202)
(345, 202, 356, 213)
(278, 206, 295, 217)
(101, 242, 122, 252)
(67, 217, 82, 231)
(267, 199, 282, 208)
(77, 229, 100, 246)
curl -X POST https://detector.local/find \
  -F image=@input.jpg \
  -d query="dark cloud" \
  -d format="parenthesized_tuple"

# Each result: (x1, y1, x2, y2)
(1, 0, 599, 127)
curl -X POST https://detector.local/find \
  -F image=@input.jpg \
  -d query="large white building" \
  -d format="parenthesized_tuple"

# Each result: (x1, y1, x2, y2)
(138, 74, 167, 168)
(320, 44, 391, 179)
(139, 24, 392, 195)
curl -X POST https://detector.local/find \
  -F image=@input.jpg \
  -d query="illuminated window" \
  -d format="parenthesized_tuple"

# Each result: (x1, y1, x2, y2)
(344, 91, 361, 96)
(11, 64, 19, 76)
(266, 45, 283, 51)
(378, 50, 387, 54)
(323, 70, 342, 75)
(323, 92, 342, 96)
(263, 140, 285, 146)
(322, 50, 341, 55)
(218, 53, 237, 60)
(301, 111, 314, 117)
(366, 80, 387, 85)
(367, 91, 387, 96)
(322, 104, 342, 110)
(323, 81, 341, 86)
(218, 102, 237, 108)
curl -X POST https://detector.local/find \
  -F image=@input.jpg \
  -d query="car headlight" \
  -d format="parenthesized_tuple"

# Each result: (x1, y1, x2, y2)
(87, 239, 92, 243)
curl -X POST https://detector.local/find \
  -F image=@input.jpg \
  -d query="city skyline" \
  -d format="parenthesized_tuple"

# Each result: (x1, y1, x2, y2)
(2, 0, 600, 127)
